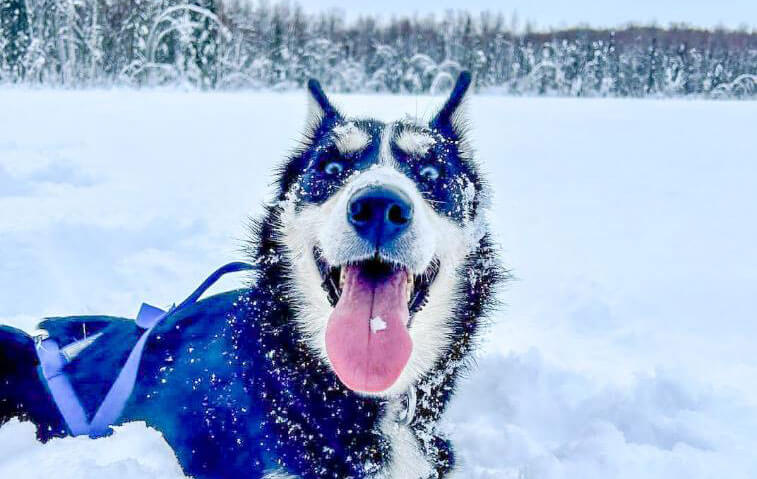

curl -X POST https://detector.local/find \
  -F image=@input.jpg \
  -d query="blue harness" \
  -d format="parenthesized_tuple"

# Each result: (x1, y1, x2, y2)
(34, 261, 255, 437)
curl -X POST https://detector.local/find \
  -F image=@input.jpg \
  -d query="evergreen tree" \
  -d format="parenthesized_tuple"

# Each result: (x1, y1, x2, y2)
(0, 0, 30, 78)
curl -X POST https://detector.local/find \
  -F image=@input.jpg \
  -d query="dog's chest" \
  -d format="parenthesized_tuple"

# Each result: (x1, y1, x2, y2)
(374, 398, 433, 479)
(264, 405, 432, 479)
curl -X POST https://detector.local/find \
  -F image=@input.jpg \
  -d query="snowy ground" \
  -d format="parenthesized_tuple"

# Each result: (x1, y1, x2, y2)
(1, 89, 756, 478)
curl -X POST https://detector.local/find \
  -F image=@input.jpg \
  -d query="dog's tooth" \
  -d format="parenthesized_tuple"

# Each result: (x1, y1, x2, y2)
(339, 267, 346, 291)
(407, 276, 414, 303)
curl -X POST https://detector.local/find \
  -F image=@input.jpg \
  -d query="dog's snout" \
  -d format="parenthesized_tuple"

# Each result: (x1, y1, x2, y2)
(347, 186, 413, 246)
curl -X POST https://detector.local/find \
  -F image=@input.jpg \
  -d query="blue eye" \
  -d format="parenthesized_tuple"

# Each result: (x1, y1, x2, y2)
(324, 161, 343, 175)
(420, 165, 439, 181)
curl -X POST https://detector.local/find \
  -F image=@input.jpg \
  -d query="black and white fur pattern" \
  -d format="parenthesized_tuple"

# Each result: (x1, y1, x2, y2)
(268, 72, 505, 477)
(281, 132, 482, 398)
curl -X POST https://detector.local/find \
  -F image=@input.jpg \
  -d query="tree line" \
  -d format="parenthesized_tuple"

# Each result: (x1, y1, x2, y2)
(1, 0, 755, 97)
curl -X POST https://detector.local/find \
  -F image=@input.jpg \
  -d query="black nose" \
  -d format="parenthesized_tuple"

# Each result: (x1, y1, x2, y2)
(347, 186, 413, 247)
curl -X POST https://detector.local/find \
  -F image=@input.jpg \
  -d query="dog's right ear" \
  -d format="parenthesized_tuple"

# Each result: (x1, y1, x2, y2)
(306, 79, 342, 128)
(429, 71, 472, 140)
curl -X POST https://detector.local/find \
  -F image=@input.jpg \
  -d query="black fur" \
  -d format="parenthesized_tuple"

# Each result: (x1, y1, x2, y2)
(0, 326, 65, 439)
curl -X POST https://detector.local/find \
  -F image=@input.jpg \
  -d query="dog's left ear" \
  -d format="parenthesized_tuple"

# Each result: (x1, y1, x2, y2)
(430, 71, 472, 139)
(306, 78, 342, 128)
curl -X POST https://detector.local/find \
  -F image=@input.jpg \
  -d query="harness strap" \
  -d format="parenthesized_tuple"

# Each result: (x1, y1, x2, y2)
(36, 338, 91, 436)
(36, 261, 255, 437)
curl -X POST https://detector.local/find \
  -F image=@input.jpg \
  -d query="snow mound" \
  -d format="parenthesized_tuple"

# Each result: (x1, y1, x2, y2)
(0, 420, 187, 479)
(445, 351, 757, 479)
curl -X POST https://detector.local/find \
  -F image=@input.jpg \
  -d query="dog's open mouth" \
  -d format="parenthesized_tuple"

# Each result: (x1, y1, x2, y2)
(314, 248, 440, 393)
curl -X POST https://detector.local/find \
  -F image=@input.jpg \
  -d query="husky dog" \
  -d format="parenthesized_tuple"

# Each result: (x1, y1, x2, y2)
(0, 72, 504, 479)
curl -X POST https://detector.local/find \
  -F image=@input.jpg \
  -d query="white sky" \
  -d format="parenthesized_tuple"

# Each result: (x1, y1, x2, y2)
(298, 0, 757, 31)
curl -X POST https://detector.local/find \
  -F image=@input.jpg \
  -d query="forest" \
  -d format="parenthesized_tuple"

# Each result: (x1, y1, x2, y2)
(1, 0, 755, 97)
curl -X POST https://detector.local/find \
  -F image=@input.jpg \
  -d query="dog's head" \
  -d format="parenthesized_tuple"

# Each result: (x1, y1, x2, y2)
(275, 72, 489, 396)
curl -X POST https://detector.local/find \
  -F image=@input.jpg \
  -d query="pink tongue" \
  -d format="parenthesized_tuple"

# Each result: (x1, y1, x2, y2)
(325, 265, 412, 392)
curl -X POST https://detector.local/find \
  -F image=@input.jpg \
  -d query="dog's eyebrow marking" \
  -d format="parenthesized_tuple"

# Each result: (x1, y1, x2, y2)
(332, 122, 370, 154)
(395, 130, 436, 156)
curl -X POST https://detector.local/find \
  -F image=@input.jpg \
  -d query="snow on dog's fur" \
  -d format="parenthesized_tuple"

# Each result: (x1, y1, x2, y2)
(0, 72, 505, 479)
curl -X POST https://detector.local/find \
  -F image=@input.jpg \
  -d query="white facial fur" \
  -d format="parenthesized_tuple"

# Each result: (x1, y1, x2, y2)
(277, 121, 484, 398)
(332, 122, 371, 155)
(395, 129, 436, 157)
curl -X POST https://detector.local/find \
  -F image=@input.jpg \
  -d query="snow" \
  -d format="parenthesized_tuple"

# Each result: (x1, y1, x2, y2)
(370, 316, 387, 332)
(1, 89, 756, 478)
(0, 420, 185, 478)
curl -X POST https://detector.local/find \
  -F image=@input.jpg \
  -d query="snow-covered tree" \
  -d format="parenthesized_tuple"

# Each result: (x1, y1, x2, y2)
(0, 0, 754, 97)
(0, 0, 30, 79)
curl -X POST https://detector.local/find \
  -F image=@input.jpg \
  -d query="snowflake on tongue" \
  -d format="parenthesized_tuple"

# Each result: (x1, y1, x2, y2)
(370, 316, 387, 332)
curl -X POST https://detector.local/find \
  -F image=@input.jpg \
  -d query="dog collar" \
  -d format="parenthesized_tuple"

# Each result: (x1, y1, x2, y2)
(394, 387, 417, 426)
